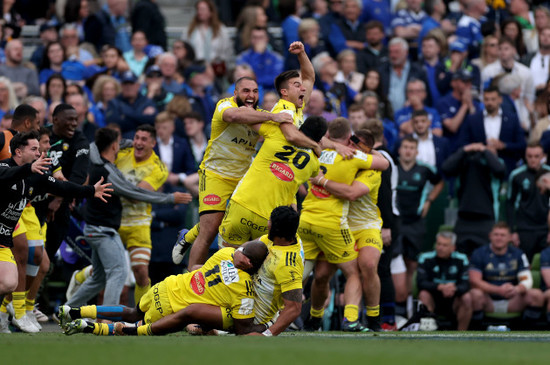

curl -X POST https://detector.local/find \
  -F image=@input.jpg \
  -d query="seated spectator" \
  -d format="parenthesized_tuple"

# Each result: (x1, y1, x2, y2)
(318, 0, 345, 57)
(66, 92, 97, 143)
(157, 52, 183, 94)
(361, 68, 392, 119)
(141, 65, 174, 112)
(286, 17, 327, 71)
(0, 76, 18, 120)
(474, 35, 499, 70)
(182, 0, 233, 70)
(458, 86, 526, 175)
(442, 143, 506, 256)
(357, 20, 388, 74)
(501, 18, 528, 59)
(182, 64, 217, 128)
(324, 0, 366, 58)
(39, 42, 66, 87)
(91, 75, 121, 128)
(361, 91, 397, 149)
(97, 45, 130, 81)
(262, 90, 279, 111)
(0, 39, 40, 97)
(130, 0, 167, 50)
(235, 27, 284, 92)
(391, 0, 427, 54)
(359, 0, 392, 36)
(335, 49, 364, 93)
(347, 103, 367, 132)
(105, 70, 157, 139)
(379, 37, 430, 113)
(303, 0, 329, 20)
(44, 74, 67, 105)
(172, 40, 195, 76)
(469, 223, 544, 328)
(455, 0, 486, 59)
(165, 95, 193, 139)
(62, 0, 90, 42)
(436, 40, 481, 97)
(182, 111, 208, 167)
(30, 23, 60, 69)
(304, 89, 338, 122)
(234, 4, 272, 54)
(508, 0, 536, 54)
(0, 112, 12, 131)
(22, 95, 48, 126)
(84, 0, 131, 53)
(394, 79, 442, 137)
(417, 230, 472, 330)
(124, 31, 149, 77)
(496, 73, 533, 132)
(59, 23, 95, 65)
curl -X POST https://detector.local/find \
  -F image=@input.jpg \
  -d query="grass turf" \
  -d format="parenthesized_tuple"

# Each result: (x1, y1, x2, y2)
(2, 331, 550, 365)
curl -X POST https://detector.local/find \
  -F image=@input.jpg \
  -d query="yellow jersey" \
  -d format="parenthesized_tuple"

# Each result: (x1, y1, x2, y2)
(200, 97, 261, 179)
(348, 169, 383, 231)
(115, 148, 168, 227)
(301, 150, 373, 229)
(164, 247, 255, 320)
(254, 234, 304, 324)
(271, 98, 304, 128)
(231, 122, 320, 219)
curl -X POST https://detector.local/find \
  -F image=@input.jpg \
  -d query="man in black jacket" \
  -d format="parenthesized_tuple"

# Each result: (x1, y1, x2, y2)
(131, 0, 167, 50)
(417, 230, 472, 330)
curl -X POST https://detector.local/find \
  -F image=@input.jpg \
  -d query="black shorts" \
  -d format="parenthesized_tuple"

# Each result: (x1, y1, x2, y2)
(398, 219, 425, 261)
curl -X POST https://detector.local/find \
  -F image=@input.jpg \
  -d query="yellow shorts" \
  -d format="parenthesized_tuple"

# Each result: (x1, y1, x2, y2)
(13, 217, 27, 238)
(299, 221, 357, 264)
(20, 206, 46, 242)
(0, 247, 16, 265)
(119, 225, 151, 249)
(198, 169, 240, 214)
(218, 201, 268, 246)
(140, 281, 174, 324)
(353, 228, 383, 253)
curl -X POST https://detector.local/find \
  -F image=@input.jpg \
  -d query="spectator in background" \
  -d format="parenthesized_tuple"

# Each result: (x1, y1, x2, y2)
(455, 0, 487, 59)
(286, 17, 326, 71)
(234, 4, 271, 54)
(182, 0, 233, 69)
(442, 143, 506, 256)
(475, 35, 500, 69)
(507, 143, 550, 261)
(44, 74, 66, 105)
(347, 103, 366, 131)
(66, 92, 97, 143)
(124, 31, 149, 77)
(319, 0, 345, 57)
(304, 89, 338, 122)
(59, 23, 95, 65)
(0, 112, 12, 131)
(335, 49, 364, 93)
(523, 27, 550, 93)
(361, 91, 397, 150)
(509, 0, 536, 53)
(157, 52, 183, 94)
(236, 27, 284, 92)
(84, 0, 131, 53)
(327, 0, 366, 56)
(165, 95, 192, 139)
(303, 0, 328, 20)
(0, 39, 40, 97)
(105, 70, 157, 139)
(262, 90, 279, 111)
(416, 231, 472, 330)
(417, 0, 454, 58)
(394, 79, 442, 137)
(420, 34, 444, 106)
(496, 73, 533, 133)
(91, 75, 121, 128)
(459, 87, 526, 175)
(22, 96, 48, 126)
(533, 6, 550, 52)
(360, 0, 392, 36)
(279, 0, 302, 57)
(141, 65, 174, 112)
(362, 68, 393, 120)
(62, 0, 90, 42)
(226, 64, 264, 106)
(2, 0, 24, 39)
(131, 0, 167, 50)
(379, 37, 430, 113)
(182, 111, 207, 167)
(409, 109, 449, 173)
(391, 0, 426, 55)
(469, 223, 544, 329)
(30, 24, 59, 69)
(0, 76, 18, 120)
(182, 64, 217, 127)
(172, 40, 195, 76)
(436, 40, 481, 98)
(38, 42, 66, 87)
(357, 21, 388, 74)
(501, 18, 528, 58)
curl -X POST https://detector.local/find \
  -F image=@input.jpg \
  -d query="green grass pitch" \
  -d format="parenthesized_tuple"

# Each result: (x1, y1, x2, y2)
(2, 329, 550, 365)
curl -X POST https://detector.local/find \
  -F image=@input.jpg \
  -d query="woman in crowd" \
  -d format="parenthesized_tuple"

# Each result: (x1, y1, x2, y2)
(124, 31, 149, 77)
(39, 42, 66, 87)
(44, 74, 67, 106)
(91, 75, 121, 127)
(0, 76, 17, 120)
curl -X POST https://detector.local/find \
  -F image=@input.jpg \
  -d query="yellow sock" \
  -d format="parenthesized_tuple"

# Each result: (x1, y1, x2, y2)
(137, 323, 153, 336)
(184, 223, 199, 244)
(80, 305, 98, 319)
(310, 307, 324, 319)
(12, 292, 26, 319)
(93, 323, 113, 336)
(366, 305, 380, 317)
(0, 297, 11, 313)
(344, 304, 359, 322)
(134, 280, 151, 304)
(25, 296, 35, 312)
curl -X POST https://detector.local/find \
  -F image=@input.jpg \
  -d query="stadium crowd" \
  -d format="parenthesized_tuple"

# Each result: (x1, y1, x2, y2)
(2, 0, 550, 335)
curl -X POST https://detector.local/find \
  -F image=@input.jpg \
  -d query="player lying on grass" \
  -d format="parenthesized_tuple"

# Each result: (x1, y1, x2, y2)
(57, 240, 268, 336)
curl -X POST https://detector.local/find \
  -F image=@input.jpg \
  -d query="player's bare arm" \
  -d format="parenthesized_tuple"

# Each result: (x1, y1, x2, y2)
(223, 108, 293, 125)
(267, 289, 303, 336)
(289, 41, 315, 104)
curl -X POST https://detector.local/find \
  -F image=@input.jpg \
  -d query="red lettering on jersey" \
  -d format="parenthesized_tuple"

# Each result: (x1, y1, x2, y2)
(311, 184, 330, 198)
(354, 241, 359, 252)
(203, 194, 221, 205)
(190, 272, 206, 295)
(270, 162, 294, 181)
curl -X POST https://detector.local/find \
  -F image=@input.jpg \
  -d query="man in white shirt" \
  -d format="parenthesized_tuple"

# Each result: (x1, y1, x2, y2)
(524, 27, 550, 92)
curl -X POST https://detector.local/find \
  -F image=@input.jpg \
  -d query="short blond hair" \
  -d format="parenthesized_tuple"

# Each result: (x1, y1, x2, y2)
(155, 111, 175, 126)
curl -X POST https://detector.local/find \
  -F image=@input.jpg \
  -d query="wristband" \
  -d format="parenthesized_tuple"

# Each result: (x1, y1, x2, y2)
(323, 179, 328, 188)
(262, 329, 273, 337)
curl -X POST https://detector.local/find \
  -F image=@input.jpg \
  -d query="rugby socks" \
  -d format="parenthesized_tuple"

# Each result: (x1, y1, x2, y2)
(137, 323, 153, 336)
(523, 306, 542, 321)
(343, 304, 359, 322)
(0, 297, 11, 313)
(78, 305, 97, 319)
(381, 302, 396, 325)
(75, 266, 92, 284)
(92, 322, 115, 336)
(12, 292, 26, 319)
(25, 294, 35, 312)
(134, 280, 151, 304)
(366, 305, 380, 318)
(185, 224, 199, 244)
(310, 307, 324, 319)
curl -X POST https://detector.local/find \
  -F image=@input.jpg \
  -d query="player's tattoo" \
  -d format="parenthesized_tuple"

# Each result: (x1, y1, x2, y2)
(282, 289, 302, 303)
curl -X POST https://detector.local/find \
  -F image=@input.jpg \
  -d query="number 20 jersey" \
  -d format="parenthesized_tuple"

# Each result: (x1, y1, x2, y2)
(231, 122, 320, 219)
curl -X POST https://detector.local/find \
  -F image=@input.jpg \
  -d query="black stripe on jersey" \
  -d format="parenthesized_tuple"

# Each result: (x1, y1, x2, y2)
(292, 252, 296, 267)
(208, 276, 222, 287)
(341, 230, 352, 245)
(245, 280, 254, 296)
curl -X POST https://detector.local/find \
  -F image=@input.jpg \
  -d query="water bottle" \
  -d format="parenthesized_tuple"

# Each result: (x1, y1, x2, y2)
(487, 325, 510, 332)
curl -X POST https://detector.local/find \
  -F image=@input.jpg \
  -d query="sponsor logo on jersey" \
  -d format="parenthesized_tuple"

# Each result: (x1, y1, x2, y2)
(190, 271, 206, 295)
(311, 184, 330, 198)
(203, 194, 221, 205)
(270, 162, 294, 181)
(220, 260, 240, 284)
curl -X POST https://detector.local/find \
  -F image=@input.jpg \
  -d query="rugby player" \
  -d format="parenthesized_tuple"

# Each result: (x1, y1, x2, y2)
(58, 241, 268, 336)
(301, 121, 388, 331)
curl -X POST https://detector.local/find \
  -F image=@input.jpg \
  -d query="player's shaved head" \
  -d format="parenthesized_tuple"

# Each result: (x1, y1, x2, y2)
(269, 206, 300, 242)
(240, 241, 268, 275)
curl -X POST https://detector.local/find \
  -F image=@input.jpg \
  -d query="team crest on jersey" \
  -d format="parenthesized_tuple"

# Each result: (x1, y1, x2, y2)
(203, 194, 221, 205)
(220, 260, 239, 284)
(270, 162, 294, 181)
(63, 143, 69, 151)
(190, 271, 206, 295)
(311, 184, 330, 198)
